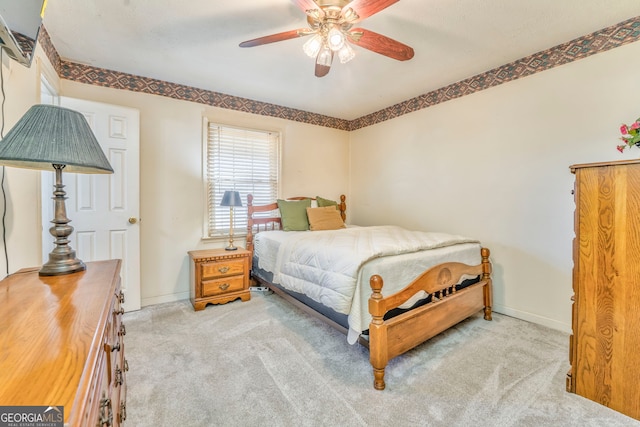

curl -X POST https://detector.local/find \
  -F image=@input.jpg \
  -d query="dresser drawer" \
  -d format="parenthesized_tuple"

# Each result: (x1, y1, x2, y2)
(201, 259, 246, 279)
(202, 275, 245, 297)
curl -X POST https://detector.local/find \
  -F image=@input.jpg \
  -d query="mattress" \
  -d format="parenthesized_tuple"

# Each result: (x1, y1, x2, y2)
(253, 226, 482, 344)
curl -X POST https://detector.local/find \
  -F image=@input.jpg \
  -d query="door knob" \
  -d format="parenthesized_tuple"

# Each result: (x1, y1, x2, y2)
(128, 217, 138, 224)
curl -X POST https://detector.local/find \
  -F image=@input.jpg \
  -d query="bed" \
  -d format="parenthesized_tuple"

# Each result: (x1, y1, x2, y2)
(246, 194, 492, 390)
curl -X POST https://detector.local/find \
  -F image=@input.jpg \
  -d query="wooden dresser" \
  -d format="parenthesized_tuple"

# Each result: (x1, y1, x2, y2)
(568, 159, 640, 420)
(189, 248, 251, 310)
(0, 259, 127, 426)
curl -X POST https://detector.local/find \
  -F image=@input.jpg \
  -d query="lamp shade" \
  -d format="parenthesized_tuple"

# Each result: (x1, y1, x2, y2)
(220, 190, 243, 207)
(0, 104, 113, 174)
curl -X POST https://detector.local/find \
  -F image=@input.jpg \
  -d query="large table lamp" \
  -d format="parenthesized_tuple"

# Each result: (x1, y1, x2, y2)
(220, 190, 242, 251)
(0, 104, 114, 276)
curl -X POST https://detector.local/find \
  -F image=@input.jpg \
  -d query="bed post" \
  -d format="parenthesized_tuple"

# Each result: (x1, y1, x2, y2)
(368, 274, 388, 390)
(481, 247, 492, 321)
(339, 194, 346, 222)
(246, 194, 255, 256)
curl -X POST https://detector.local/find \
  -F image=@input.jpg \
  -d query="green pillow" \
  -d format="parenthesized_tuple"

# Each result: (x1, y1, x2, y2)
(316, 196, 338, 209)
(277, 199, 311, 231)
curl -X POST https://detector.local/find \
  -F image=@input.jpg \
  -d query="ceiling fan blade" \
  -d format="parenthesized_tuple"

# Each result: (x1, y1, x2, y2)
(292, 0, 324, 19)
(239, 29, 311, 47)
(315, 62, 331, 77)
(343, 0, 399, 23)
(348, 28, 414, 61)
(315, 48, 334, 77)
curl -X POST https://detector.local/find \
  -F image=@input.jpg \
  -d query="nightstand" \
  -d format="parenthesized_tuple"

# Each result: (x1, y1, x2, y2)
(188, 248, 251, 310)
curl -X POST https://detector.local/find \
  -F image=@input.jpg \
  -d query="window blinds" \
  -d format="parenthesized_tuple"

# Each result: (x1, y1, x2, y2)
(206, 123, 279, 237)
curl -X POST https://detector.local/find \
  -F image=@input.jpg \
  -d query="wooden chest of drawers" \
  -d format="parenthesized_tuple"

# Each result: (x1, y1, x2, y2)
(568, 160, 640, 420)
(0, 259, 127, 426)
(189, 248, 251, 310)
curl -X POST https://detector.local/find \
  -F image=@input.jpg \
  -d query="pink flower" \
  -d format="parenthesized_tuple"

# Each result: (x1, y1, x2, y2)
(616, 117, 640, 154)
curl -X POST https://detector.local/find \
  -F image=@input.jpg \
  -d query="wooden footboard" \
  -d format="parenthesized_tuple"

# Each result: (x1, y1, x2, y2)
(368, 247, 492, 390)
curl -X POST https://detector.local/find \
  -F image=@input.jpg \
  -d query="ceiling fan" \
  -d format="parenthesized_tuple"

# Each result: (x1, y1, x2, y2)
(239, 0, 414, 78)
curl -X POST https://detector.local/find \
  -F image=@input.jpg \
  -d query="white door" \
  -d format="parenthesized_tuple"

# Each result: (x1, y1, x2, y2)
(41, 98, 141, 311)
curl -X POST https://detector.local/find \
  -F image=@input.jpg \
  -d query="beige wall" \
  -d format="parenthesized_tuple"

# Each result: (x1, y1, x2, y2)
(58, 81, 350, 305)
(349, 40, 640, 332)
(4, 38, 640, 332)
(0, 45, 349, 305)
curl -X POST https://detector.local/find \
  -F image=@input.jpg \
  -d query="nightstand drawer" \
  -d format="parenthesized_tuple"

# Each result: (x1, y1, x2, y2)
(202, 275, 245, 297)
(201, 259, 245, 279)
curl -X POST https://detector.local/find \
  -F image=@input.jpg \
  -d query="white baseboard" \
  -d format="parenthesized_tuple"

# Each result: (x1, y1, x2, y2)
(493, 304, 571, 334)
(141, 291, 190, 308)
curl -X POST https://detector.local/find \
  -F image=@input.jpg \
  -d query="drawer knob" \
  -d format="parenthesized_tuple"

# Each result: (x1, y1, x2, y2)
(119, 401, 127, 423)
(113, 308, 125, 316)
(218, 266, 230, 274)
(98, 394, 113, 426)
(115, 367, 123, 386)
(219, 283, 230, 291)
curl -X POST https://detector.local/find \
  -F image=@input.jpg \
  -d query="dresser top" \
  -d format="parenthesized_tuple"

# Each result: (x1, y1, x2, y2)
(0, 259, 121, 416)
(570, 158, 640, 172)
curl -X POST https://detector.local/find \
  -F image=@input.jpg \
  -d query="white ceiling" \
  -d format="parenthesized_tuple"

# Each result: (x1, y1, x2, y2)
(42, 0, 640, 121)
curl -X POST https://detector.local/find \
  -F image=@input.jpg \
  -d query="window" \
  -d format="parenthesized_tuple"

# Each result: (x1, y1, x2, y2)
(204, 120, 280, 239)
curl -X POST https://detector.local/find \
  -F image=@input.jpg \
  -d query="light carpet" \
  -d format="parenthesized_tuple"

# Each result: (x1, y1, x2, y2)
(122, 292, 640, 427)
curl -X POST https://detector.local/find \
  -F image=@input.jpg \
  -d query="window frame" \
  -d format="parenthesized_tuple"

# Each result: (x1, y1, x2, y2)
(201, 118, 281, 241)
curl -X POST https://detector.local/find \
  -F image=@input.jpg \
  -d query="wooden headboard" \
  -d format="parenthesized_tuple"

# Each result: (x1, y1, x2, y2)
(246, 194, 346, 254)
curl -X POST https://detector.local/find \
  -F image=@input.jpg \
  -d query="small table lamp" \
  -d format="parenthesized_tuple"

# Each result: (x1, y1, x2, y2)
(0, 104, 114, 276)
(220, 190, 243, 251)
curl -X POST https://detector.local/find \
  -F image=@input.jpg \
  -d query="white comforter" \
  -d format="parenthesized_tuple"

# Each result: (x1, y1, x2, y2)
(254, 225, 481, 344)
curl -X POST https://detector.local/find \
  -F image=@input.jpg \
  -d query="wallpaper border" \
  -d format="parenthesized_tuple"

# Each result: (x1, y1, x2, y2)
(38, 16, 640, 132)
(349, 16, 640, 130)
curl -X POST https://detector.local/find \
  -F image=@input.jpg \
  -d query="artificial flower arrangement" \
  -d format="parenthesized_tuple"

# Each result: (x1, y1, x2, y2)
(617, 117, 640, 153)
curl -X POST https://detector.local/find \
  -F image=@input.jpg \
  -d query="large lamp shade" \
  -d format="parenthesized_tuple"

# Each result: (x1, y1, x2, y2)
(0, 104, 113, 173)
(0, 104, 114, 276)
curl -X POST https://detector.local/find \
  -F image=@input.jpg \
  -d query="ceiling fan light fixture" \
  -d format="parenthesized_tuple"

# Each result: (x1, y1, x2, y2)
(317, 45, 333, 67)
(338, 43, 355, 63)
(240, 0, 414, 77)
(303, 34, 323, 58)
(327, 26, 345, 51)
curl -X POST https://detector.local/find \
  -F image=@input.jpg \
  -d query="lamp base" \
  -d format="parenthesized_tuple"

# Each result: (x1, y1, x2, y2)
(39, 164, 87, 276)
(225, 231, 237, 251)
(39, 253, 86, 276)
